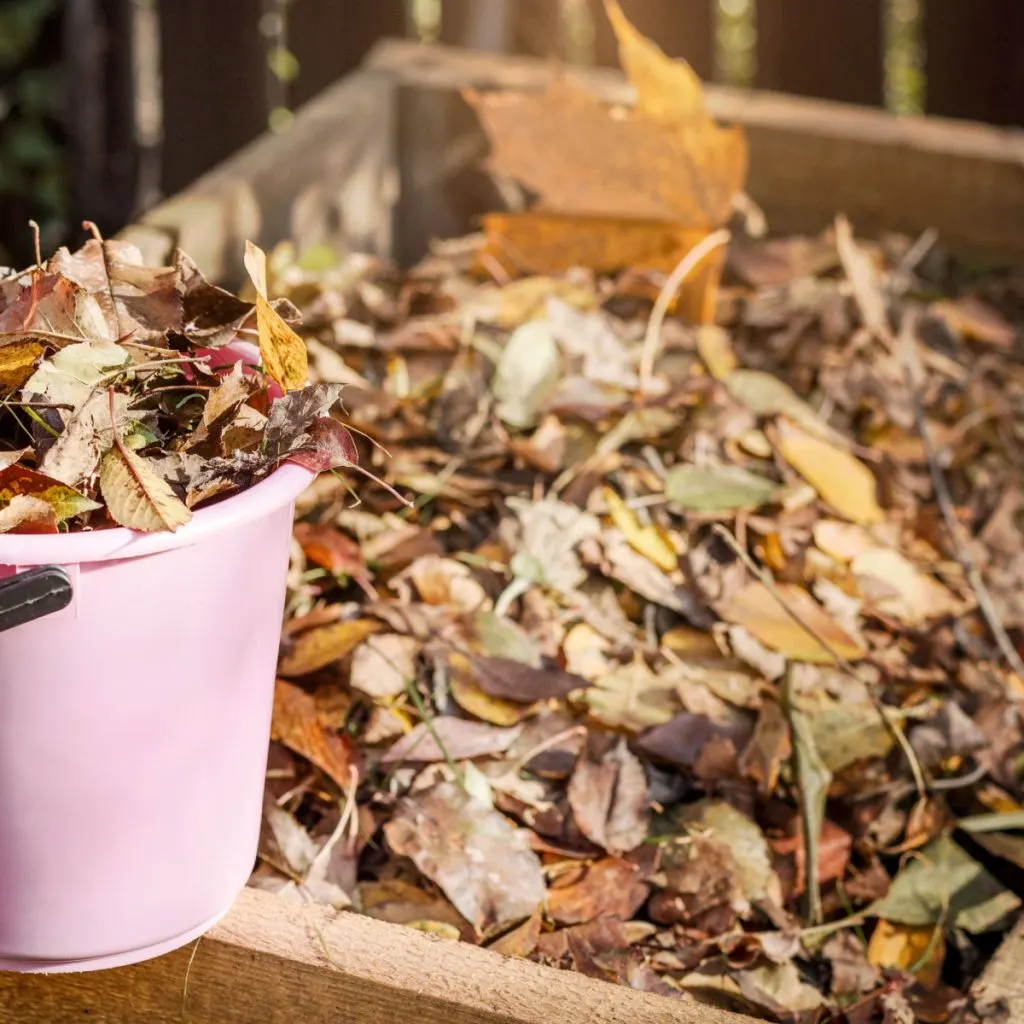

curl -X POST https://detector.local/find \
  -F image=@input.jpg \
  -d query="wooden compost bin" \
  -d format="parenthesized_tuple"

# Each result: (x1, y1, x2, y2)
(4, 40, 1024, 1024)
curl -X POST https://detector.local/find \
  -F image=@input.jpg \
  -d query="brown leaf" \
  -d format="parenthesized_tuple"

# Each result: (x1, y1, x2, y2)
(271, 679, 360, 789)
(547, 857, 649, 925)
(718, 581, 867, 664)
(278, 619, 380, 677)
(384, 781, 544, 935)
(639, 711, 753, 771)
(486, 912, 541, 958)
(380, 717, 522, 764)
(471, 654, 588, 704)
(585, 655, 679, 732)
(567, 738, 649, 855)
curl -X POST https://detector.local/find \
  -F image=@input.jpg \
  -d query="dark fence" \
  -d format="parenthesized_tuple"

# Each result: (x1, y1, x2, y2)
(52, 0, 1024, 249)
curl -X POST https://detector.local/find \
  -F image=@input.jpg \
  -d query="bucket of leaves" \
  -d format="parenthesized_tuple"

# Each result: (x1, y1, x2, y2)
(0, 234, 362, 972)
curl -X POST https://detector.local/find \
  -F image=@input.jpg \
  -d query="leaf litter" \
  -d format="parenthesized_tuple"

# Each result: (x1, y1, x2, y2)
(139, 3, 1024, 1019)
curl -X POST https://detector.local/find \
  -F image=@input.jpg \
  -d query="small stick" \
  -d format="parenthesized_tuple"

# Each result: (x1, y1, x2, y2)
(639, 229, 730, 391)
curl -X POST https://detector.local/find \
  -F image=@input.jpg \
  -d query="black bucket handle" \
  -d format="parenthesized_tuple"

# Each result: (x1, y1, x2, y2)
(0, 566, 74, 634)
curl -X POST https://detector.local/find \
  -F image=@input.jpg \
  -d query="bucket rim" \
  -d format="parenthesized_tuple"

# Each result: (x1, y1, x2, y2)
(0, 462, 316, 567)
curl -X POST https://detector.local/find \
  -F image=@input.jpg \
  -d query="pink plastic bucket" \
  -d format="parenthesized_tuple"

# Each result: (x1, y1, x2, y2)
(0, 461, 314, 972)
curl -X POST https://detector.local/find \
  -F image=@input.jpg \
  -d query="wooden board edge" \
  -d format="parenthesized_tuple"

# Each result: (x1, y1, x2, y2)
(0, 887, 744, 1024)
(363, 39, 1024, 265)
(364, 38, 1024, 163)
(118, 67, 399, 285)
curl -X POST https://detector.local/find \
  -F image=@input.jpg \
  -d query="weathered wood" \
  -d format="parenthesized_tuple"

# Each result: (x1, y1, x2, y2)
(0, 887, 742, 1024)
(157, 0, 267, 196)
(120, 68, 395, 286)
(755, 0, 884, 106)
(924, 0, 1024, 126)
(367, 40, 1024, 266)
(287, 0, 406, 109)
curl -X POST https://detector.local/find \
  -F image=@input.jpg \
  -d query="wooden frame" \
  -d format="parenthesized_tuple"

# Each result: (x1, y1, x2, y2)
(7, 40, 1023, 1023)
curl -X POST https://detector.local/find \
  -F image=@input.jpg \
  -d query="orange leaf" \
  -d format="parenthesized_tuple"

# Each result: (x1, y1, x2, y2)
(272, 679, 360, 788)
(477, 213, 721, 324)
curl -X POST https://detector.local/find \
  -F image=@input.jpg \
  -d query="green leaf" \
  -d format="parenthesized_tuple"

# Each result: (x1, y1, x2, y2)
(869, 834, 1019, 933)
(664, 463, 780, 512)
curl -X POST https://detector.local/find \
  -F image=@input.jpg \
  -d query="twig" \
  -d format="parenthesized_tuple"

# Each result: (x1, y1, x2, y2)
(639, 229, 730, 391)
(713, 524, 928, 801)
(899, 319, 1024, 683)
(781, 665, 831, 926)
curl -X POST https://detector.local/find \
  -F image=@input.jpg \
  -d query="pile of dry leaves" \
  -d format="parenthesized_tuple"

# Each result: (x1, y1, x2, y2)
(251, 6, 1024, 1023)
(0, 234, 357, 534)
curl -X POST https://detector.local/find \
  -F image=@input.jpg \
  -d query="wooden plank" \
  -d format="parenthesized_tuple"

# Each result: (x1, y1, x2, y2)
(924, 0, 1024, 126)
(591, 0, 715, 80)
(157, 0, 267, 197)
(63, 0, 140, 234)
(366, 40, 1024, 266)
(0, 887, 741, 1024)
(287, 0, 407, 109)
(755, 0, 884, 106)
(120, 68, 395, 286)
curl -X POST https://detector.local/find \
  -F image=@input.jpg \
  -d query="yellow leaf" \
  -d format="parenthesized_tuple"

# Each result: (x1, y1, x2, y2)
(696, 325, 736, 380)
(99, 446, 192, 533)
(471, 272, 596, 328)
(603, 487, 677, 571)
(867, 919, 944, 989)
(279, 619, 380, 677)
(0, 340, 44, 394)
(777, 422, 883, 525)
(243, 240, 308, 391)
(718, 581, 866, 664)
(450, 671, 527, 727)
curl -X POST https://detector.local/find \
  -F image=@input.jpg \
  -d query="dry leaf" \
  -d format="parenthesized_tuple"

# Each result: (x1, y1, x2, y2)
(100, 445, 192, 533)
(777, 422, 883, 525)
(272, 679, 359, 789)
(835, 215, 888, 336)
(0, 463, 99, 524)
(0, 494, 57, 534)
(493, 321, 560, 430)
(718, 581, 866, 663)
(851, 548, 961, 625)
(244, 240, 308, 391)
(603, 487, 677, 571)
(664, 463, 780, 513)
(279, 619, 380, 677)
(567, 738, 649, 854)
(867, 919, 945, 989)
(350, 635, 419, 699)
(380, 717, 521, 764)
(384, 781, 545, 935)
(0, 340, 44, 394)
(408, 555, 489, 613)
(547, 857, 649, 925)
(585, 655, 679, 732)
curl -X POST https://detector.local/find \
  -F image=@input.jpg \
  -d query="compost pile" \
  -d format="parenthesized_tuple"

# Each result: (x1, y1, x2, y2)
(0, 236, 355, 534)
(254, 6, 1024, 1023)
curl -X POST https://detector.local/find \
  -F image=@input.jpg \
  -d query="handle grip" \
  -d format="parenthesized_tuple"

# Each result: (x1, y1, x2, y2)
(0, 566, 74, 634)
